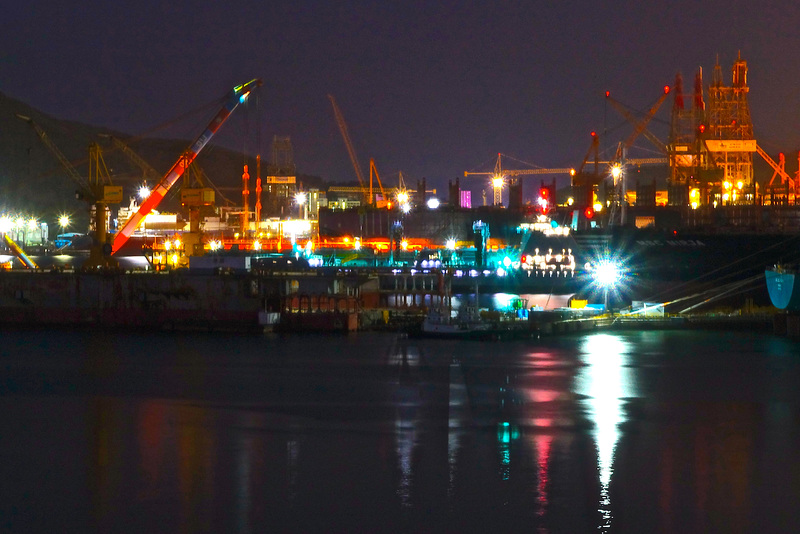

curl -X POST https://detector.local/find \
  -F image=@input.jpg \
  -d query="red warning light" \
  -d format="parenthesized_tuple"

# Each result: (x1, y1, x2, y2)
(605, 91, 611, 98)
(584, 207, 594, 219)
(590, 131, 597, 138)
(664, 85, 670, 94)
(698, 124, 706, 134)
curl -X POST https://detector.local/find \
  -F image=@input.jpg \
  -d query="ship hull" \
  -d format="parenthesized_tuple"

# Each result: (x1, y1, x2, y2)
(571, 228, 800, 306)
(766, 269, 800, 311)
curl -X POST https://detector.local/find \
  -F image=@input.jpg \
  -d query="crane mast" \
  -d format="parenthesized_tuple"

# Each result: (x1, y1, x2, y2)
(111, 78, 262, 255)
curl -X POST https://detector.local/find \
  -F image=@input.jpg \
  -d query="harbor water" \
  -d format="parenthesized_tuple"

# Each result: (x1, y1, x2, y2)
(1, 327, 799, 533)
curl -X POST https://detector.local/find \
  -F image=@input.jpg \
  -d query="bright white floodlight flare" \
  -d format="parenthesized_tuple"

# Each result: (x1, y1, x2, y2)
(594, 259, 621, 288)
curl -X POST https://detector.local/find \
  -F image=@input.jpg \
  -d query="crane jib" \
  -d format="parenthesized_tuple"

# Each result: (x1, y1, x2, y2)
(110, 79, 261, 255)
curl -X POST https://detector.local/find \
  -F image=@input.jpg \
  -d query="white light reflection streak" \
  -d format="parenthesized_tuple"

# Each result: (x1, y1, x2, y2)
(393, 337, 421, 508)
(448, 361, 468, 502)
(576, 333, 634, 530)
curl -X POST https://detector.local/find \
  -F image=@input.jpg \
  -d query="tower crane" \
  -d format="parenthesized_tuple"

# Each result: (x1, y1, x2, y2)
(328, 94, 375, 205)
(111, 78, 262, 255)
(464, 153, 574, 206)
(16, 114, 123, 268)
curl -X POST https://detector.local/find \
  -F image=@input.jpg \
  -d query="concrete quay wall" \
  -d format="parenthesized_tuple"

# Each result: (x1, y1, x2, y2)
(0, 270, 382, 332)
(0, 270, 265, 330)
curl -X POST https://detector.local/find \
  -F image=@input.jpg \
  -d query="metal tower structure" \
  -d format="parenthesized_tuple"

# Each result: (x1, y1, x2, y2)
(667, 69, 707, 205)
(705, 53, 755, 204)
(265, 136, 297, 216)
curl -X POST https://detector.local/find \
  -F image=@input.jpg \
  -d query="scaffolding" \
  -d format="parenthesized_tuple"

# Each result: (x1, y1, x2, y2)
(668, 54, 756, 207)
(705, 53, 755, 205)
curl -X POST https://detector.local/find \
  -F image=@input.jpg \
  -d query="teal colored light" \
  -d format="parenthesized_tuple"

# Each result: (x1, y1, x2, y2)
(550, 220, 558, 228)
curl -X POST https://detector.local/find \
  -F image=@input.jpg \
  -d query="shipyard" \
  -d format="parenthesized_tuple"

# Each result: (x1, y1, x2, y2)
(4, 3, 800, 532)
(1, 55, 799, 336)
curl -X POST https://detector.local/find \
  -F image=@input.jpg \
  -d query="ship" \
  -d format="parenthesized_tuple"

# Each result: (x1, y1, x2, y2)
(766, 265, 800, 312)
(318, 54, 800, 311)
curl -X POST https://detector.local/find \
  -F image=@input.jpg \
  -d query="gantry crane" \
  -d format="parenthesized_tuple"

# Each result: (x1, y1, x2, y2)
(16, 115, 123, 268)
(464, 153, 574, 206)
(111, 78, 262, 256)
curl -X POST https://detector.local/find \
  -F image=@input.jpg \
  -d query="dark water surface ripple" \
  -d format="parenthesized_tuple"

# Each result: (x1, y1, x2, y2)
(0, 328, 798, 533)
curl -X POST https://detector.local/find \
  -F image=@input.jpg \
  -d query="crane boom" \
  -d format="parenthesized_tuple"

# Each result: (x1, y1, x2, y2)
(464, 154, 573, 177)
(604, 88, 670, 157)
(16, 114, 91, 193)
(328, 94, 369, 203)
(111, 78, 262, 255)
(369, 158, 387, 203)
(102, 135, 161, 182)
(757, 144, 797, 192)
(2, 234, 38, 270)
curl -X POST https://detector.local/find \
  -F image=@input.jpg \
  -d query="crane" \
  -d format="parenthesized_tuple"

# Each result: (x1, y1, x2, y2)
(328, 94, 371, 205)
(464, 153, 574, 206)
(100, 134, 161, 184)
(16, 115, 123, 267)
(111, 78, 262, 255)
(369, 158, 388, 205)
(757, 146, 798, 198)
(604, 87, 671, 162)
(1, 233, 38, 269)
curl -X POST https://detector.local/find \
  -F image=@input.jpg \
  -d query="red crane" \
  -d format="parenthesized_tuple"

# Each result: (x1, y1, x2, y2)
(111, 78, 262, 255)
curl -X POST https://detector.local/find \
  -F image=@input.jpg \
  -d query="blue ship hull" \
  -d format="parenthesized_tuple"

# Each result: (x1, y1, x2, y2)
(766, 269, 800, 311)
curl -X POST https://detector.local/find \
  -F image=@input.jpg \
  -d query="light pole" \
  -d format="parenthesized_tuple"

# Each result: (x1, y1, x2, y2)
(610, 164, 625, 225)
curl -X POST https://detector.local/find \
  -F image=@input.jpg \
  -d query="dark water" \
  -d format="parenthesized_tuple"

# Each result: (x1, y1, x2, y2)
(1, 327, 799, 533)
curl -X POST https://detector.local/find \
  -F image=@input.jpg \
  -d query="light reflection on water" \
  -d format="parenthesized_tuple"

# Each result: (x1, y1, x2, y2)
(2, 329, 800, 532)
(574, 333, 638, 530)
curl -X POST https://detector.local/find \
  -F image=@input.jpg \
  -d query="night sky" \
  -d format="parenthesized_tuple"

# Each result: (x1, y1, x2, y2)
(4, 1, 800, 198)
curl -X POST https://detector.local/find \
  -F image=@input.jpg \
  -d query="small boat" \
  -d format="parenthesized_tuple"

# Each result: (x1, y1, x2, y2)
(418, 304, 494, 338)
